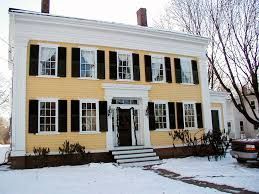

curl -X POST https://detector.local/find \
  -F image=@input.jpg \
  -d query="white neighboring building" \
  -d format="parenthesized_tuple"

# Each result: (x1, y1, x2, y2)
(209, 91, 259, 139)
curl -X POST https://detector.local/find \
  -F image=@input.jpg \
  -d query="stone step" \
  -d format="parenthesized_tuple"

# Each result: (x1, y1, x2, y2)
(117, 156, 160, 164)
(112, 148, 154, 155)
(114, 152, 156, 159)
(120, 160, 162, 167)
(111, 146, 150, 151)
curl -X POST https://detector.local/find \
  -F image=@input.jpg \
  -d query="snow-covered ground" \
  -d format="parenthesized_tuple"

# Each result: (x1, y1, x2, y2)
(0, 144, 10, 163)
(157, 154, 259, 192)
(0, 163, 224, 194)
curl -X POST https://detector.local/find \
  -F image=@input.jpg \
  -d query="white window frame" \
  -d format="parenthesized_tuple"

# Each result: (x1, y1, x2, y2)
(79, 47, 98, 79)
(183, 102, 197, 129)
(151, 55, 166, 83)
(180, 58, 194, 84)
(38, 44, 58, 77)
(116, 50, 133, 81)
(37, 98, 59, 134)
(154, 101, 169, 131)
(79, 99, 99, 133)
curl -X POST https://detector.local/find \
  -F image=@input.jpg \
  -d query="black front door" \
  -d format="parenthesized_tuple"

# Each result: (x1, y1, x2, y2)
(211, 110, 220, 132)
(118, 109, 132, 146)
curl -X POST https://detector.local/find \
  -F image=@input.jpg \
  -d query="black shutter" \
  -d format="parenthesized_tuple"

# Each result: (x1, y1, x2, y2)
(192, 60, 199, 84)
(58, 100, 67, 132)
(29, 45, 39, 76)
(133, 53, 140, 81)
(72, 48, 80, 77)
(196, 103, 203, 128)
(145, 55, 152, 82)
(97, 50, 105, 79)
(58, 47, 66, 77)
(148, 102, 156, 130)
(109, 51, 117, 80)
(168, 102, 176, 129)
(176, 102, 184, 129)
(71, 100, 80, 132)
(165, 57, 172, 83)
(174, 58, 182, 83)
(29, 100, 38, 133)
(99, 101, 108, 132)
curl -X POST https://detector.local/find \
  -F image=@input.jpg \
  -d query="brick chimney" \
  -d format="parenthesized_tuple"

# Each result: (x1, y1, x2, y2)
(41, 0, 50, 13)
(137, 8, 148, 27)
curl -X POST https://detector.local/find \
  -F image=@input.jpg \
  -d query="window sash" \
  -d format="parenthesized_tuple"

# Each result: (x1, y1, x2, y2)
(80, 101, 97, 132)
(180, 58, 193, 83)
(39, 46, 58, 76)
(80, 49, 97, 78)
(117, 53, 132, 80)
(154, 103, 168, 129)
(183, 103, 196, 128)
(38, 100, 58, 133)
(151, 56, 165, 82)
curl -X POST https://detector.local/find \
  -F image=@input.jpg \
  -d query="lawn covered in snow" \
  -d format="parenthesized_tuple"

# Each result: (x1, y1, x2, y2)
(157, 154, 259, 192)
(0, 163, 224, 194)
(0, 144, 9, 163)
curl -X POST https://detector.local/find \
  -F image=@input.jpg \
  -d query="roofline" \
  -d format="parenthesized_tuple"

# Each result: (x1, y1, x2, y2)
(8, 8, 210, 45)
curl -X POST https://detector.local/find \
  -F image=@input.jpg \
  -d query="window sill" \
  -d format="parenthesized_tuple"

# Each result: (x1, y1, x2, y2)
(79, 131, 101, 134)
(180, 83, 196, 86)
(151, 81, 167, 84)
(77, 77, 99, 80)
(116, 79, 135, 82)
(36, 75, 60, 79)
(155, 129, 171, 131)
(36, 132, 60, 135)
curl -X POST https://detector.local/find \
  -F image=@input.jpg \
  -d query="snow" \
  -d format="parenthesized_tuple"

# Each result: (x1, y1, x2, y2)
(0, 146, 225, 194)
(157, 154, 259, 192)
(0, 144, 10, 163)
(0, 163, 224, 194)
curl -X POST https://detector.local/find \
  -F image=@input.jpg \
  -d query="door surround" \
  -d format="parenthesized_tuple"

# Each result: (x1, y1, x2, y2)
(102, 83, 151, 150)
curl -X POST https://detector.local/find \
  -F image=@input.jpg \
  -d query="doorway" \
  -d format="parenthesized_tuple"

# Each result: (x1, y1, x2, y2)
(211, 110, 220, 132)
(118, 109, 132, 146)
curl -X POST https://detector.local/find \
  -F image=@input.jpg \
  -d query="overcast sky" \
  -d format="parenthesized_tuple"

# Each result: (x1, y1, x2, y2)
(0, 0, 168, 119)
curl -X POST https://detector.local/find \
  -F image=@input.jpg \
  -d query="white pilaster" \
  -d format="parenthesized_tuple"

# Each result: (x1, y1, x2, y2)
(142, 98, 151, 146)
(199, 55, 212, 133)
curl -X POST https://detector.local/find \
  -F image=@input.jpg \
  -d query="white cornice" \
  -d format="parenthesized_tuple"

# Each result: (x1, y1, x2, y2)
(9, 9, 209, 46)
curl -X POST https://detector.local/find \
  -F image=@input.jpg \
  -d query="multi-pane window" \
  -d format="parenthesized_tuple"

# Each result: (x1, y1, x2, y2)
(81, 102, 97, 132)
(151, 56, 164, 82)
(184, 103, 196, 128)
(80, 50, 96, 78)
(118, 53, 132, 80)
(39, 101, 57, 132)
(180, 58, 193, 83)
(39, 46, 57, 76)
(154, 104, 167, 129)
(112, 98, 138, 105)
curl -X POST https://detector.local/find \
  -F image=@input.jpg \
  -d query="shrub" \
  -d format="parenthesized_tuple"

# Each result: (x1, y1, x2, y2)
(32, 146, 50, 168)
(59, 140, 86, 155)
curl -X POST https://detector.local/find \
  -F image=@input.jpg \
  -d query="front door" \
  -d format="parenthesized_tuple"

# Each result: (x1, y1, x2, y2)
(211, 110, 220, 132)
(118, 109, 132, 146)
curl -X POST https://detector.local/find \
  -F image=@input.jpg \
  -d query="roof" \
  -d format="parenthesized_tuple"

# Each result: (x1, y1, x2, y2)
(8, 8, 209, 45)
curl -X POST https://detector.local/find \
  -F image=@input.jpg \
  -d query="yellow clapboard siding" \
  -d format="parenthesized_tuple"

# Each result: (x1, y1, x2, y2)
(26, 40, 203, 152)
(150, 129, 205, 147)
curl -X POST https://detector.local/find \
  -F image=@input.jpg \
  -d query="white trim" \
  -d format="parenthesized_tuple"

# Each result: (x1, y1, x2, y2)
(38, 45, 58, 77)
(79, 48, 97, 79)
(36, 75, 61, 79)
(36, 132, 60, 135)
(182, 102, 197, 130)
(151, 55, 166, 83)
(79, 99, 99, 133)
(38, 99, 59, 133)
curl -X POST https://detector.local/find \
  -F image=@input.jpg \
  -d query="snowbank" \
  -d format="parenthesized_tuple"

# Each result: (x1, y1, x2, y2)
(0, 144, 10, 163)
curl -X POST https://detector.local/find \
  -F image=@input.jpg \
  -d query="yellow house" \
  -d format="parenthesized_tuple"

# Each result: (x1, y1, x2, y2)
(9, 4, 211, 168)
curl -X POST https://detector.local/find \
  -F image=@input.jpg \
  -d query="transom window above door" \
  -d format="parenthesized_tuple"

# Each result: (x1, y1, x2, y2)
(80, 49, 97, 78)
(39, 46, 58, 76)
(151, 56, 165, 82)
(112, 98, 138, 105)
(117, 52, 133, 80)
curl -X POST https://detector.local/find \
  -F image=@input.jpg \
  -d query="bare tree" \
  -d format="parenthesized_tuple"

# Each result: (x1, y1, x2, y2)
(0, 72, 10, 114)
(157, 0, 259, 125)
